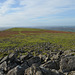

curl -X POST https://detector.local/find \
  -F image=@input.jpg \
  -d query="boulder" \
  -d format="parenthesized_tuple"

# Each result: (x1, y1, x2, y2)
(19, 53, 33, 62)
(0, 53, 16, 65)
(0, 56, 8, 64)
(7, 63, 17, 71)
(27, 56, 41, 66)
(51, 69, 64, 75)
(36, 71, 43, 75)
(51, 51, 63, 60)
(68, 71, 75, 75)
(41, 68, 51, 75)
(20, 55, 26, 61)
(7, 61, 29, 75)
(7, 53, 16, 63)
(0, 70, 4, 75)
(7, 65, 24, 75)
(51, 53, 59, 60)
(21, 62, 29, 70)
(40, 60, 60, 70)
(60, 56, 75, 72)
(0, 61, 7, 72)
(39, 54, 48, 63)
(41, 68, 64, 75)
(62, 50, 75, 57)
(24, 63, 43, 75)
(8, 53, 15, 59)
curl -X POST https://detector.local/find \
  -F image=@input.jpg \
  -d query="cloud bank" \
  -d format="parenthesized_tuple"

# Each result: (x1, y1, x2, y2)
(0, 0, 75, 27)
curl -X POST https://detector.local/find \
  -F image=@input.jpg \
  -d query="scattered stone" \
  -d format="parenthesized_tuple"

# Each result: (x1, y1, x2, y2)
(0, 50, 75, 75)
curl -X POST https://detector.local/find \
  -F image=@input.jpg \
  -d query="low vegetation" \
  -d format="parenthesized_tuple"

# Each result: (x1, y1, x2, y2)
(0, 28, 75, 57)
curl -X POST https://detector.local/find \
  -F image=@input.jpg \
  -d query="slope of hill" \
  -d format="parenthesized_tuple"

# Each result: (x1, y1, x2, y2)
(0, 28, 75, 75)
(6, 28, 46, 31)
(0, 28, 75, 57)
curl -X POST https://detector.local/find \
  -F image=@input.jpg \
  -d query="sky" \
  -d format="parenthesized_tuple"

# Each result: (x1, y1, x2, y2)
(0, 0, 75, 27)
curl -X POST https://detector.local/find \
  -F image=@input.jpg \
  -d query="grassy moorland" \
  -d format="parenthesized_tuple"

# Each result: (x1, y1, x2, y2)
(0, 28, 75, 57)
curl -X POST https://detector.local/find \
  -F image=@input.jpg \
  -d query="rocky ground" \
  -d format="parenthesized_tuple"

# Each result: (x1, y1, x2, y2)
(0, 49, 75, 75)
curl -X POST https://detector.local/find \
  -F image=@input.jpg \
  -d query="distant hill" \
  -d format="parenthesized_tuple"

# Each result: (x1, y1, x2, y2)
(0, 26, 75, 32)
(45, 26, 75, 32)
(0, 27, 11, 31)
(32, 26, 75, 32)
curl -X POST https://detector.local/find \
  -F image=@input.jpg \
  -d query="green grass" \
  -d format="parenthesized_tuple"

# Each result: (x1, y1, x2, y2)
(0, 28, 75, 57)
(6, 28, 45, 31)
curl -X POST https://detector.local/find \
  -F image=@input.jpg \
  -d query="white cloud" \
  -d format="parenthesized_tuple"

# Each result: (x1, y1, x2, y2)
(0, 0, 16, 14)
(0, 0, 75, 27)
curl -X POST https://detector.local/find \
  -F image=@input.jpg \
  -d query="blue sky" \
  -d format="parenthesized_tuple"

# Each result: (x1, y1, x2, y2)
(0, 0, 75, 27)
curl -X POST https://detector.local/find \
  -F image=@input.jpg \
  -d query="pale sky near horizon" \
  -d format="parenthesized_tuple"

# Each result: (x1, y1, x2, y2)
(0, 0, 75, 27)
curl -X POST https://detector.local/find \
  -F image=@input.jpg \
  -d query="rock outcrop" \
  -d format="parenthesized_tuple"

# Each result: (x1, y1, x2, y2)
(0, 50, 75, 75)
(60, 56, 75, 72)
